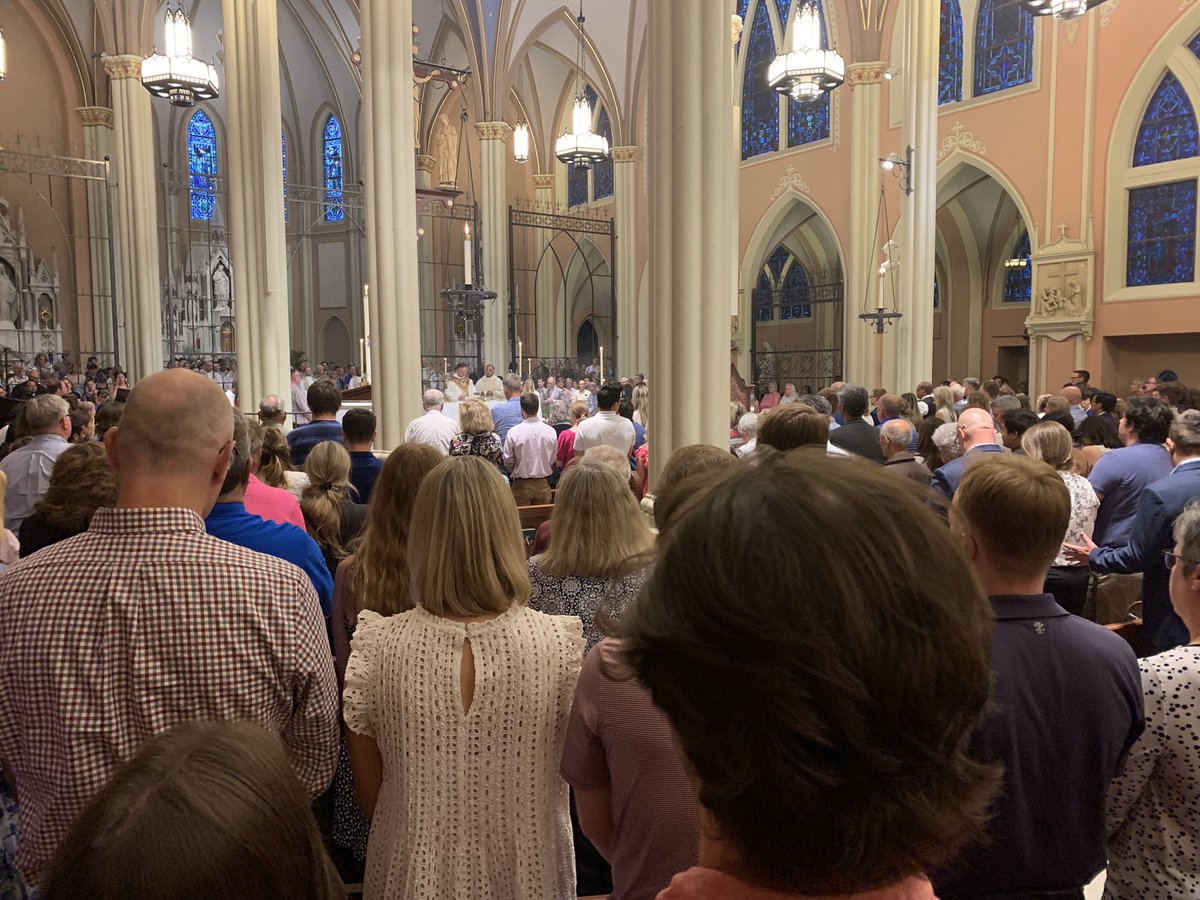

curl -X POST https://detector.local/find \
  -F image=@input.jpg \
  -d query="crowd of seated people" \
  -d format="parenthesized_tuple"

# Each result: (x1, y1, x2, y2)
(2, 363, 1200, 900)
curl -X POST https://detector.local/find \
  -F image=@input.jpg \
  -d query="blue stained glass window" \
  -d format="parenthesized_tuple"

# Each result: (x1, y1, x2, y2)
(323, 115, 345, 223)
(974, 0, 1034, 97)
(1134, 73, 1200, 167)
(1003, 231, 1032, 303)
(788, 95, 830, 147)
(1190, 31, 1200, 61)
(775, 0, 793, 28)
(780, 256, 813, 320)
(754, 270, 775, 321)
(741, 1, 779, 160)
(738, 0, 751, 21)
(1127, 180, 1198, 286)
(934, 276, 941, 310)
(567, 164, 589, 207)
(593, 107, 614, 200)
(939, 0, 964, 105)
(187, 111, 217, 221)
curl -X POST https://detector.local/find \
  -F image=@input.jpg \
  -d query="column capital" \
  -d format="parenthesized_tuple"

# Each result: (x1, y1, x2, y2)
(846, 62, 889, 88)
(611, 146, 639, 164)
(416, 154, 436, 174)
(103, 55, 145, 81)
(475, 121, 512, 143)
(532, 173, 556, 190)
(76, 106, 115, 128)
(731, 14, 744, 47)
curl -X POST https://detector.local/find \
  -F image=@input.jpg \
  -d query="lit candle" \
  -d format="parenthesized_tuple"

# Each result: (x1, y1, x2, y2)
(517, 340, 523, 379)
(359, 338, 365, 376)
(599, 345, 604, 381)
(463, 223, 473, 287)
(362, 284, 370, 382)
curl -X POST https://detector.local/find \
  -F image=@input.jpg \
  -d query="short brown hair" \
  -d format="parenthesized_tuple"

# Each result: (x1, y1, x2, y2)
(307, 380, 342, 417)
(1170, 409, 1200, 456)
(408, 457, 530, 616)
(40, 721, 344, 900)
(617, 450, 997, 894)
(31, 442, 119, 537)
(758, 402, 829, 451)
(654, 444, 737, 534)
(954, 455, 1070, 580)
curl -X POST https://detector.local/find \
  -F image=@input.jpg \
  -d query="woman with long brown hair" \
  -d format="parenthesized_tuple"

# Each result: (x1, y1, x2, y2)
(301, 441, 366, 581)
(345, 456, 583, 898)
(529, 459, 655, 650)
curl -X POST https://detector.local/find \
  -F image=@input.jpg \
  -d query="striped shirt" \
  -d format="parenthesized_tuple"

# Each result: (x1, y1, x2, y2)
(0, 506, 339, 884)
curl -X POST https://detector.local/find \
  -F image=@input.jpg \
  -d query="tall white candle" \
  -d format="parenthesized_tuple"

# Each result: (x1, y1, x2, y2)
(362, 284, 370, 382)
(599, 345, 604, 381)
(463, 223, 473, 286)
(517, 340, 523, 379)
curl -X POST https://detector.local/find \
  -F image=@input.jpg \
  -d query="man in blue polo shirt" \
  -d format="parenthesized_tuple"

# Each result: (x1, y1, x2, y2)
(287, 379, 344, 468)
(490, 374, 525, 446)
(935, 455, 1144, 900)
(209, 412, 333, 615)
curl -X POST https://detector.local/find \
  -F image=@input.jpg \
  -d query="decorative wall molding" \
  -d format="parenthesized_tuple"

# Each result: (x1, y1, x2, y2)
(76, 107, 114, 129)
(846, 62, 888, 88)
(1101, 0, 1119, 25)
(474, 121, 512, 143)
(415, 155, 436, 174)
(532, 173, 556, 191)
(611, 146, 639, 163)
(937, 121, 987, 161)
(770, 164, 811, 200)
(102, 55, 143, 81)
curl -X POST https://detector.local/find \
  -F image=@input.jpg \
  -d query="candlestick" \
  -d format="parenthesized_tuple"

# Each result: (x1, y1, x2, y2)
(362, 284, 370, 382)
(359, 338, 365, 376)
(517, 340, 523, 379)
(599, 345, 604, 382)
(463, 223, 473, 287)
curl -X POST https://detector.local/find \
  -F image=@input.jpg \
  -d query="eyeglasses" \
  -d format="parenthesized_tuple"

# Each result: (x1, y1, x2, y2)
(1163, 550, 1200, 571)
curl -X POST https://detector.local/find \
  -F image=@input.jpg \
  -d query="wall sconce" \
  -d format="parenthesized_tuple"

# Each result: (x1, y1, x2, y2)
(879, 146, 913, 196)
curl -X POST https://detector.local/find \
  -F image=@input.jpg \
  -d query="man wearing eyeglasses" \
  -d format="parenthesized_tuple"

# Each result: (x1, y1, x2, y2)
(1066, 409, 1200, 653)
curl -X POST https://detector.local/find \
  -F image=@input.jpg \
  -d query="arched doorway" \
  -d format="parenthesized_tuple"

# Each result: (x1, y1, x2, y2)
(576, 318, 599, 362)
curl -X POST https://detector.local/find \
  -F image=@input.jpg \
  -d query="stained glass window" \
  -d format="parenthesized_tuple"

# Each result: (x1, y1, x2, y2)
(974, 0, 1034, 97)
(567, 164, 588, 208)
(323, 115, 345, 223)
(939, 0, 964, 105)
(1127, 179, 1198, 286)
(738, 0, 751, 21)
(742, 1, 779, 160)
(593, 107, 614, 200)
(1133, 73, 1199, 167)
(281, 131, 288, 223)
(1002, 231, 1032, 303)
(755, 270, 775, 321)
(1190, 31, 1200, 61)
(187, 111, 217, 221)
(780, 256, 813, 320)
(934, 276, 941, 310)
(788, 95, 830, 147)
(775, 0, 793, 28)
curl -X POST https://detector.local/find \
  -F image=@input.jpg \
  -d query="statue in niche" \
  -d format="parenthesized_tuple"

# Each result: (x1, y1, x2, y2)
(433, 114, 459, 188)
(0, 266, 17, 325)
(212, 263, 231, 318)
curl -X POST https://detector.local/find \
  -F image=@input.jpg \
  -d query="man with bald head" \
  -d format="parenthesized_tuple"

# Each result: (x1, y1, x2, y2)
(1061, 384, 1087, 426)
(0, 370, 338, 886)
(930, 406, 1007, 502)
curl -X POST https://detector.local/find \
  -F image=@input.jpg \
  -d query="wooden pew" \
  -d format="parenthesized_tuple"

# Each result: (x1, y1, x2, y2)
(517, 503, 555, 557)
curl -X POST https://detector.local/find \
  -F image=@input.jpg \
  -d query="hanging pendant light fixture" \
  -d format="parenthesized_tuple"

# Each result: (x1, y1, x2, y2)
(768, 0, 844, 103)
(141, 5, 219, 107)
(555, 0, 609, 171)
(1019, 0, 1103, 17)
(513, 120, 530, 164)
(0, 29, 7, 82)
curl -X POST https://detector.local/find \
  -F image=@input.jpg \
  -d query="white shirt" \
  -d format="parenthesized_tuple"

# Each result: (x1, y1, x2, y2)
(475, 375, 505, 401)
(403, 409, 460, 456)
(574, 410, 635, 457)
(0, 433, 70, 533)
(502, 417, 558, 479)
(736, 439, 757, 459)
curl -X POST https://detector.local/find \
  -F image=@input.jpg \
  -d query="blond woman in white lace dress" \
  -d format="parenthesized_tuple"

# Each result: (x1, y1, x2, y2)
(344, 456, 583, 899)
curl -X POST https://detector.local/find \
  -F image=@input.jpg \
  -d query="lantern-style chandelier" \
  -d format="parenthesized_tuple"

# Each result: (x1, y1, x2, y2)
(0, 29, 7, 82)
(513, 120, 530, 164)
(141, 5, 219, 108)
(768, 0, 844, 103)
(554, 1, 609, 170)
(1019, 0, 1104, 18)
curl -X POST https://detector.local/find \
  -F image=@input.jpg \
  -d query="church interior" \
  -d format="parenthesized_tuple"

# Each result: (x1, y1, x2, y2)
(8, 0, 1198, 445)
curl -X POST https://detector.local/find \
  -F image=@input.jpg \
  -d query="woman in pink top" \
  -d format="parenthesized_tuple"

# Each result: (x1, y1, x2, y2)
(615, 449, 999, 900)
(557, 400, 590, 471)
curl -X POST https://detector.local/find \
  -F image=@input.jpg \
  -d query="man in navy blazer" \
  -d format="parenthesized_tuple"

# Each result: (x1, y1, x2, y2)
(930, 407, 1007, 502)
(827, 384, 885, 463)
(1066, 410, 1200, 652)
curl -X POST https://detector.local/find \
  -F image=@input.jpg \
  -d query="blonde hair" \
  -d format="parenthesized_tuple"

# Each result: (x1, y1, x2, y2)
(932, 385, 955, 419)
(258, 426, 293, 489)
(1021, 421, 1075, 472)
(1043, 395, 1070, 416)
(408, 457, 530, 616)
(301, 441, 353, 559)
(569, 401, 589, 424)
(632, 383, 650, 428)
(457, 399, 495, 436)
(351, 443, 443, 615)
(539, 460, 655, 579)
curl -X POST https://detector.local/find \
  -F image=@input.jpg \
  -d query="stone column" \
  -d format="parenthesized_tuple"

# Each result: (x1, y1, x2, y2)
(476, 123, 511, 372)
(362, 0, 423, 448)
(415, 155, 436, 353)
(221, 0, 290, 412)
(104, 57, 163, 381)
(532, 173, 556, 360)
(76, 106, 120, 359)
(893, 0, 938, 391)
(845, 62, 888, 387)
(648, 0, 734, 476)
(612, 147, 638, 378)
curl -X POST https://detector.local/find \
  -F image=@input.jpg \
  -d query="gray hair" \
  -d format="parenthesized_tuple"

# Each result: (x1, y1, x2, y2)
(991, 395, 1021, 415)
(422, 389, 445, 409)
(502, 375, 523, 395)
(1174, 500, 1200, 574)
(836, 384, 870, 418)
(258, 394, 286, 421)
(737, 412, 758, 438)
(881, 419, 914, 448)
(798, 394, 832, 416)
(963, 377, 981, 390)
(933, 422, 961, 457)
(219, 411, 252, 496)
(25, 394, 70, 431)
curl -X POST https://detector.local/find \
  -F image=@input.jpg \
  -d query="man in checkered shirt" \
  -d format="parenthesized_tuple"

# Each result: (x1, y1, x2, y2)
(0, 369, 339, 886)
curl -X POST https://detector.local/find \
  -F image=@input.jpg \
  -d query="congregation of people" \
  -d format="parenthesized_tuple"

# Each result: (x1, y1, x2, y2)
(1, 354, 1200, 899)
